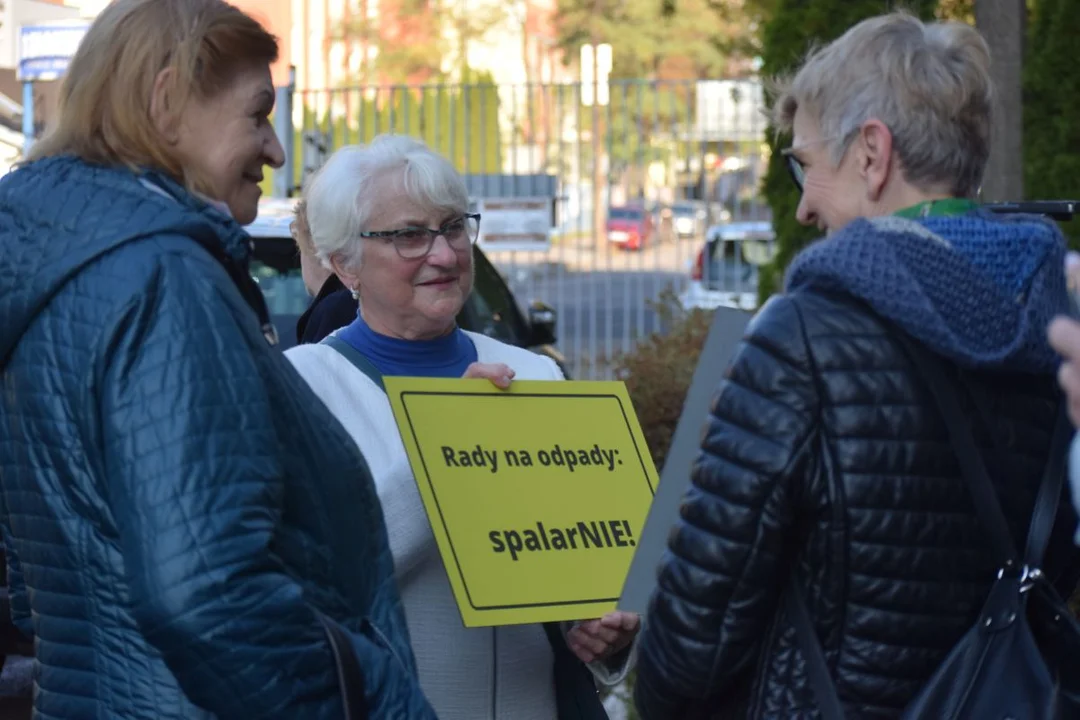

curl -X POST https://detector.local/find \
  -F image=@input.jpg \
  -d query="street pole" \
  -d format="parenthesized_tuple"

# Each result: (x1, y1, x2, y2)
(592, 57, 603, 248)
(22, 82, 33, 156)
(584, 43, 610, 247)
(273, 65, 296, 198)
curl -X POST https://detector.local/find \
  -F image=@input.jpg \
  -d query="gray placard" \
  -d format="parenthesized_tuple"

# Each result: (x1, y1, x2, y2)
(618, 305, 752, 614)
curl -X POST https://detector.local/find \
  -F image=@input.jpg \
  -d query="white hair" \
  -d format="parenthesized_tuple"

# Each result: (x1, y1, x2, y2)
(304, 134, 471, 270)
(771, 10, 993, 198)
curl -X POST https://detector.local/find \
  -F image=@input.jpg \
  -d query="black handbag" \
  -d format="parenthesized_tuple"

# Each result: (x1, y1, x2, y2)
(786, 333, 1080, 720)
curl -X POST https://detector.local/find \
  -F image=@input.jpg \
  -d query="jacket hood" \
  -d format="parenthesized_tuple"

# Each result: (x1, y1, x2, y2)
(0, 155, 253, 369)
(784, 210, 1069, 373)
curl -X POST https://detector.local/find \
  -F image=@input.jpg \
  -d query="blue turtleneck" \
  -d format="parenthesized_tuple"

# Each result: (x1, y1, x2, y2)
(336, 312, 478, 378)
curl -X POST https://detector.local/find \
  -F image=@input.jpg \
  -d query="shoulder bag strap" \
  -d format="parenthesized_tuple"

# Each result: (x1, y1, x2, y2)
(889, 332, 1021, 570)
(317, 612, 370, 720)
(321, 335, 387, 393)
(1022, 410, 1071, 569)
(945, 373, 1071, 573)
(893, 330, 1071, 573)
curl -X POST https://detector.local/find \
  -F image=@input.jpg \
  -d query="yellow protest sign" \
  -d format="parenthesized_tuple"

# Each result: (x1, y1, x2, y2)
(383, 377, 658, 627)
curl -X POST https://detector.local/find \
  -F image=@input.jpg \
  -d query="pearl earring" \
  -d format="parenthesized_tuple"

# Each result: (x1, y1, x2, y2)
(350, 286, 360, 301)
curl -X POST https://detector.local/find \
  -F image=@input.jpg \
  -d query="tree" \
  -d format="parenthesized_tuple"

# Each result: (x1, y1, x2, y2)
(653, 0, 757, 78)
(443, 0, 510, 79)
(335, 0, 507, 85)
(753, 0, 940, 302)
(553, 0, 751, 80)
(553, 0, 656, 78)
(1024, 0, 1080, 243)
(937, 0, 975, 21)
(975, 0, 1026, 201)
(334, 0, 445, 84)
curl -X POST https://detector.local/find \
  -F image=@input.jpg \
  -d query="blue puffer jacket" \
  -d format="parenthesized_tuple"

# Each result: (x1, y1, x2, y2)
(0, 156, 436, 719)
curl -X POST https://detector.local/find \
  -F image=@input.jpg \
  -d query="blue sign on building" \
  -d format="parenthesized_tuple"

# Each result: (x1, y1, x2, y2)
(18, 22, 91, 83)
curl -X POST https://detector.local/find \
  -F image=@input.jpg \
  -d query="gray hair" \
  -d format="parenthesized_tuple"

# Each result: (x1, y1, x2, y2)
(304, 134, 471, 270)
(771, 10, 993, 198)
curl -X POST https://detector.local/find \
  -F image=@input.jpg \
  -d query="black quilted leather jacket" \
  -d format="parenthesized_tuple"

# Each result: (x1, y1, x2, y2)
(634, 289, 1080, 719)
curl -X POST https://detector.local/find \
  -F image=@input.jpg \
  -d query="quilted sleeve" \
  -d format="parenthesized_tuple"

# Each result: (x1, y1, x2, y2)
(634, 295, 820, 719)
(97, 248, 415, 719)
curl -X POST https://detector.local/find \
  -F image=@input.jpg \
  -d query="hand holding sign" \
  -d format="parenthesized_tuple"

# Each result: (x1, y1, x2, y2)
(383, 377, 658, 627)
(462, 361, 515, 388)
(567, 611, 641, 664)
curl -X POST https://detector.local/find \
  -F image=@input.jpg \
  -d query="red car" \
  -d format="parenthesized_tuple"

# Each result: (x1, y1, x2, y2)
(606, 205, 655, 250)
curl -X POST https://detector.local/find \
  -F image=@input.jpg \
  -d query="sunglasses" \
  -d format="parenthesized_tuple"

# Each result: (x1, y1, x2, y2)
(780, 133, 850, 194)
(780, 149, 807, 193)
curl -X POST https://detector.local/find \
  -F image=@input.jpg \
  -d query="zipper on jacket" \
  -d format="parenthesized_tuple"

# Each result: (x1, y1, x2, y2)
(491, 627, 498, 720)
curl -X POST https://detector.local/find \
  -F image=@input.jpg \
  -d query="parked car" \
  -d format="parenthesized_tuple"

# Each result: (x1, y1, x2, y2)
(606, 205, 655, 251)
(669, 201, 707, 239)
(244, 199, 569, 375)
(680, 220, 774, 312)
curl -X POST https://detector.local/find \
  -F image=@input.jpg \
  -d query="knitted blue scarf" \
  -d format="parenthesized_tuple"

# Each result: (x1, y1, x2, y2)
(784, 210, 1069, 373)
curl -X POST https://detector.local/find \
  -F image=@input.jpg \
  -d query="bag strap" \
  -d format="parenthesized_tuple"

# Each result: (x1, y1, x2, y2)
(321, 335, 386, 393)
(889, 333, 1020, 569)
(944, 372, 1072, 573)
(1021, 409, 1071, 570)
(317, 612, 370, 720)
(892, 332, 1071, 573)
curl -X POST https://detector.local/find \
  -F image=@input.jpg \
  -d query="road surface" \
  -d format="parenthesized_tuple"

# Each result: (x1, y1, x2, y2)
(487, 234, 702, 379)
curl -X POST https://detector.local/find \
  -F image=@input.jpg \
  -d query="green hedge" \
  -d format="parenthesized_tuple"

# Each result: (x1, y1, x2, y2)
(1024, 0, 1080, 246)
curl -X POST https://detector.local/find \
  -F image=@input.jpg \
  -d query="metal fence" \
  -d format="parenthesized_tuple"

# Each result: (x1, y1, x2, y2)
(277, 78, 773, 379)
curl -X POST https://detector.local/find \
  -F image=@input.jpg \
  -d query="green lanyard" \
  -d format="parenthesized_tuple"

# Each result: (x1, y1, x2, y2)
(893, 198, 979, 219)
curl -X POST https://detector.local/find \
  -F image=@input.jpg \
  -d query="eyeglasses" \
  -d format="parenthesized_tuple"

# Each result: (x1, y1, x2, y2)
(780, 148, 808, 193)
(780, 134, 849, 193)
(358, 213, 481, 260)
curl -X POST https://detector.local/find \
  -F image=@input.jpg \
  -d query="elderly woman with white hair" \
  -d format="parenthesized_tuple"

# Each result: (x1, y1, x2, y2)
(634, 10, 1080, 720)
(285, 134, 639, 720)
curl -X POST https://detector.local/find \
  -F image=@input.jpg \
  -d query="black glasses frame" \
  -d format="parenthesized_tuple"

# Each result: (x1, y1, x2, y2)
(358, 213, 482, 259)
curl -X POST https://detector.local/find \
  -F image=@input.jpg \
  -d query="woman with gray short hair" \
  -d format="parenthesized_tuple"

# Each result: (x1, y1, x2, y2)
(634, 10, 1080, 719)
(286, 134, 640, 719)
